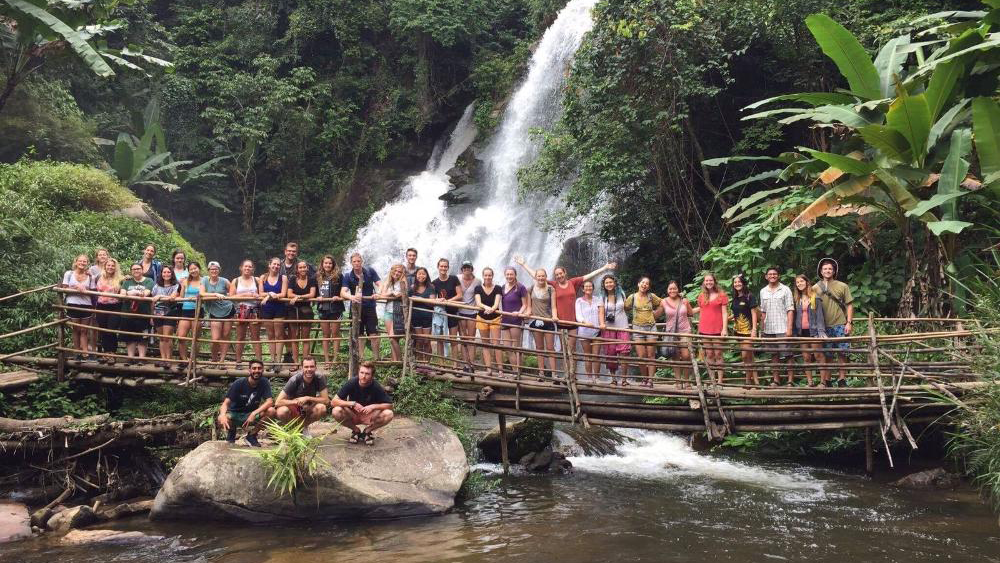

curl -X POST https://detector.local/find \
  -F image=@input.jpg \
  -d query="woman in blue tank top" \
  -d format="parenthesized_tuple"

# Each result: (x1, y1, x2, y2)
(258, 257, 287, 367)
(176, 262, 205, 365)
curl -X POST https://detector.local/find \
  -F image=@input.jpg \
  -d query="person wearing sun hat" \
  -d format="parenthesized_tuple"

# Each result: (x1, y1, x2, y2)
(812, 257, 853, 387)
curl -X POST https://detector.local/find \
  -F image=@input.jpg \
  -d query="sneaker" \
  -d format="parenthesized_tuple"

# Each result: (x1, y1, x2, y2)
(244, 434, 262, 447)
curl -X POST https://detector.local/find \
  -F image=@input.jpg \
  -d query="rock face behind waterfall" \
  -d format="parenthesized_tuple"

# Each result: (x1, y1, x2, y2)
(151, 418, 467, 523)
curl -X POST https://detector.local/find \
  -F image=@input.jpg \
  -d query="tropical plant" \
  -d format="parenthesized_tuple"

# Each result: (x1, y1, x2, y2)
(97, 97, 230, 206)
(246, 418, 332, 497)
(710, 3, 1000, 316)
(0, 0, 171, 113)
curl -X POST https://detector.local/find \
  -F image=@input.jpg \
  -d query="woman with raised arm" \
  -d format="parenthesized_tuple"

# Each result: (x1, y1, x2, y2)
(500, 267, 529, 376)
(730, 274, 759, 385)
(61, 253, 94, 359)
(575, 280, 601, 381)
(119, 262, 154, 363)
(230, 260, 262, 367)
(203, 261, 234, 363)
(151, 265, 180, 368)
(526, 268, 558, 378)
(793, 274, 826, 387)
(625, 276, 661, 387)
(513, 256, 616, 355)
(93, 257, 123, 364)
(659, 280, 695, 388)
(694, 272, 729, 384)
(258, 257, 287, 370)
(475, 267, 504, 376)
(170, 250, 189, 282)
(409, 267, 435, 362)
(378, 264, 408, 362)
(597, 274, 630, 386)
(315, 255, 345, 367)
(176, 262, 205, 365)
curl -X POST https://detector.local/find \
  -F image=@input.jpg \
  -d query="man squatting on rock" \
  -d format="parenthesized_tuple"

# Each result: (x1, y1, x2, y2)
(331, 361, 394, 446)
(275, 357, 329, 430)
(218, 359, 276, 447)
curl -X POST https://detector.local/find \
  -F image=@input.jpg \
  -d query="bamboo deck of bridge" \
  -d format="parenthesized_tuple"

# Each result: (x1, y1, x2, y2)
(0, 286, 992, 465)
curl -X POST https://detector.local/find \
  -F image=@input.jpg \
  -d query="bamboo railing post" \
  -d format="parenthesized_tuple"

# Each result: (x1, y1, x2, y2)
(56, 311, 66, 383)
(498, 413, 510, 476)
(557, 329, 576, 420)
(686, 339, 714, 439)
(186, 295, 203, 385)
(864, 427, 874, 474)
(402, 294, 414, 377)
(348, 300, 361, 377)
(868, 312, 900, 441)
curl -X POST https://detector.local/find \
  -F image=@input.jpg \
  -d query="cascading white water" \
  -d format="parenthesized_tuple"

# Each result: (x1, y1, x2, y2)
(351, 0, 600, 276)
(568, 430, 828, 501)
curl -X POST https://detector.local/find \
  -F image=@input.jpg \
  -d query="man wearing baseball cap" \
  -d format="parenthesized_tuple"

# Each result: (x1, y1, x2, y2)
(813, 258, 853, 387)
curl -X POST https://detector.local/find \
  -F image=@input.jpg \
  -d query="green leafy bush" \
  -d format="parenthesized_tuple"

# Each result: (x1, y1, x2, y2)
(0, 376, 103, 419)
(0, 160, 136, 212)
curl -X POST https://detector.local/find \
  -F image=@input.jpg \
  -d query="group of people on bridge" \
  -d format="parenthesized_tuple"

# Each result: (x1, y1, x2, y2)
(59, 241, 856, 389)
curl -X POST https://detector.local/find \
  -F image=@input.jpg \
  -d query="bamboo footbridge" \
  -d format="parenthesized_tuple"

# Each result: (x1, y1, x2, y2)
(0, 286, 992, 464)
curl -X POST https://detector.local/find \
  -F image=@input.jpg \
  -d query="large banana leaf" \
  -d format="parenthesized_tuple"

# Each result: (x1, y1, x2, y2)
(787, 174, 876, 231)
(743, 92, 857, 110)
(111, 132, 135, 182)
(886, 92, 931, 166)
(904, 192, 967, 218)
(972, 97, 1000, 195)
(924, 59, 966, 122)
(927, 98, 970, 149)
(805, 14, 881, 100)
(4, 0, 114, 78)
(859, 125, 912, 162)
(874, 169, 936, 221)
(937, 127, 972, 220)
(874, 34, 911, 98)
(800, 149, 876, 175)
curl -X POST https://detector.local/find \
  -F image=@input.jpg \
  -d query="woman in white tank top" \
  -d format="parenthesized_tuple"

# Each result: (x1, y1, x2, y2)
(229, 259, 262, 366)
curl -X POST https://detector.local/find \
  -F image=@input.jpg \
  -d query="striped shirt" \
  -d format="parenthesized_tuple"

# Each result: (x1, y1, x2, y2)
(759, 283, 794, 334)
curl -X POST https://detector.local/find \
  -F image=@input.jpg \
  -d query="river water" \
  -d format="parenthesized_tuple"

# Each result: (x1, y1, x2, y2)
(5, 429, 998, 563)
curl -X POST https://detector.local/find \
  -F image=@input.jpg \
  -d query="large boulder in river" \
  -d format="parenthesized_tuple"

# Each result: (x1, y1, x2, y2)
(151, 417, 467, 523)
(478, 418, 553, 463)
(891, 467, 960, 490)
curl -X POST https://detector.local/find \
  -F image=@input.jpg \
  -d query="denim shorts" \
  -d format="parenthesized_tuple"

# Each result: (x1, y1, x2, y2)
(824, 324, 850, 351)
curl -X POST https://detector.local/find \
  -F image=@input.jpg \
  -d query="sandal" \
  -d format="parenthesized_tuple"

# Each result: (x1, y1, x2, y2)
(362, 431, 375, 446)
(348, 429, 362, 445)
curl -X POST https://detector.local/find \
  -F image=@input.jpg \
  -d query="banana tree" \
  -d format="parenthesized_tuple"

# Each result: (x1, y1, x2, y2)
(0, 0, 171, 113)
(96, 97, 230, 209)
(707, 3, 1000, 316)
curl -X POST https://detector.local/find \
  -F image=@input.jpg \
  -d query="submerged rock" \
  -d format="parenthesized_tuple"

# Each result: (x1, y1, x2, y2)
(61, 529, 163, 545)
(151, 417, 468, 523)
(891, 467, 960, 490)
(478, 418, 554, 463)
(0, 501, 32, 544)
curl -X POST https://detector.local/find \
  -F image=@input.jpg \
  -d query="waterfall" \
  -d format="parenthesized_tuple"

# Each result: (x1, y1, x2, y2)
(351, 0, 600, 276)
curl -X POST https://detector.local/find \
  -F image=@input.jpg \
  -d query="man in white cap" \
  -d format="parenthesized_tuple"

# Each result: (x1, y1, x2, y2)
(813, 257, 853, 387)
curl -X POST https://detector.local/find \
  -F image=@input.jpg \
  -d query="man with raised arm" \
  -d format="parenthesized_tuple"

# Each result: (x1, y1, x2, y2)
(341, 252, 381, 360)
(275, 357, 329, 431)
(331, 361, 394, 446)
(759, 267, 795, 385)
(218, 359, 275, 447)
(813, 258, 854, 387)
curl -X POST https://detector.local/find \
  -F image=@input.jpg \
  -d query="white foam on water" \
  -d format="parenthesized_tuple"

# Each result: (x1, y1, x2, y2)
(569, 429, 828, 501)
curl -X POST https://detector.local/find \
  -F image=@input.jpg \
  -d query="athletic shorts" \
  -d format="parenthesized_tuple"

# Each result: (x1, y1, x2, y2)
(260, 307, 285, 320)
(555, 322, 577, 332)
(153, 317, 177, 329)
(797, 329, 814, 338)
(227, 410, 264, 427)
(179, 309, 196, 319)
(287, 305, 314, 321)
(318, 310, 343, 321)
(527, 320, 555, 332)
(476, 315, 500, 333)
(359, 307, 379, 336)
(66, 306, 93, 319)
(762, 333, 793, 359)
(824, 324, 850, 352)
(208, 310, 234, 320)
(632, 324, 657, 340)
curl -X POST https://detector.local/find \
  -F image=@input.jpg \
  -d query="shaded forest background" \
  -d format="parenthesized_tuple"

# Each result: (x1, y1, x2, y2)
(2, 0, 996, 317)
